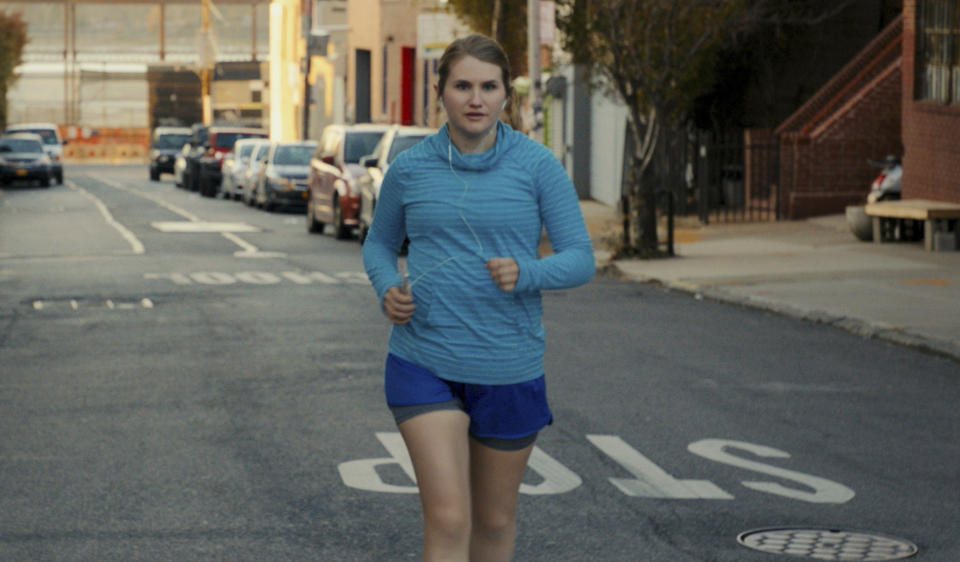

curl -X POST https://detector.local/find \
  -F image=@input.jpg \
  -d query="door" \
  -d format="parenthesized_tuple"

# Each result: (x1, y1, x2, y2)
(401, 47, 415, 125)
(355, 49, 371, 123)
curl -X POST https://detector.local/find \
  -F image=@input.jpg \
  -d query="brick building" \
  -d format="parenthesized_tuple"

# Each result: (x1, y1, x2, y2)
(770, 1, 960, 219)
(902, 0, 960, 203)
(774, 17, 905, 219)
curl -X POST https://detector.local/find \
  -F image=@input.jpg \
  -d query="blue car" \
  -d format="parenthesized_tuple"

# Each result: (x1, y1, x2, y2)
(0, 134, 53, 187)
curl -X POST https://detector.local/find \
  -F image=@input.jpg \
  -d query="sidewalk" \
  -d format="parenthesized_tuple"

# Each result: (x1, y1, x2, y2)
(580, 200, 960, 362)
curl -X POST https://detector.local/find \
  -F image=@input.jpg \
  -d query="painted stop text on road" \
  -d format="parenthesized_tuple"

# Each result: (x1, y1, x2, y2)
(339, 433, 855, 504)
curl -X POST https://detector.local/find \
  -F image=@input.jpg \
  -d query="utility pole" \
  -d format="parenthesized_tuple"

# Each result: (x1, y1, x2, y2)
(200, 0, 212, 125)
(527, 0, 541, 140)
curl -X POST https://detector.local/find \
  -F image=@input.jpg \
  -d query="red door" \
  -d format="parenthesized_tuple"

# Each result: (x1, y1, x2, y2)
(401, 47, 415, 125)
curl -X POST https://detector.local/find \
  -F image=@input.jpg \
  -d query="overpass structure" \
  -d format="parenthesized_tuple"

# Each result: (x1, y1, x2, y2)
(1, 0, 272, 128)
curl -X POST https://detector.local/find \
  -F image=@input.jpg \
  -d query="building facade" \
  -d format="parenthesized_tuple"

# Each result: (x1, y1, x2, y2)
(902, 0, 960, 203)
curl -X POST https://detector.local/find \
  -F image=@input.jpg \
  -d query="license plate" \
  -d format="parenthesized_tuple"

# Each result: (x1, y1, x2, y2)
(16, 168, 27, 176)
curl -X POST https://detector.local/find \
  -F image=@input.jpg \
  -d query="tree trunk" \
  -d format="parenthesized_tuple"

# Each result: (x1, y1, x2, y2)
(623, 107, 662, 256)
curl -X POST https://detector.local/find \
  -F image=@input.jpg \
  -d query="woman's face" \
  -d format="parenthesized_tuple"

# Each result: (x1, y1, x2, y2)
(440, 55, 507, 151)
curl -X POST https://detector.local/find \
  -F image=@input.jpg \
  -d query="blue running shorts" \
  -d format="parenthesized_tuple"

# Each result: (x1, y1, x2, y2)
(384, 353, 553, 451)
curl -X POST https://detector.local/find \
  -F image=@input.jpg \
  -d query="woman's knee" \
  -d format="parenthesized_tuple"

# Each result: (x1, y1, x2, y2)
(424, 502, 471, 540)
(472, 508, 515, 539)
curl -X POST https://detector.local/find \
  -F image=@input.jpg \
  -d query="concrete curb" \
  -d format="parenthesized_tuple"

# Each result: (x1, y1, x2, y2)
(599, 261, 960, 363)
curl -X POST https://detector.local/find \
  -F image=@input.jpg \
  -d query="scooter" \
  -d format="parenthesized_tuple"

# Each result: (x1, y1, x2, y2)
(866, 154, 902, 204)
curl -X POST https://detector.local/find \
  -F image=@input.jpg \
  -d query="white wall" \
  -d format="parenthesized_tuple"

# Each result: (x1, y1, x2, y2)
(589, 91, 628, 207)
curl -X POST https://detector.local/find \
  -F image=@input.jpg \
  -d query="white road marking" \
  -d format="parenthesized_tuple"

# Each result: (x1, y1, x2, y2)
(89, 175, 280, 258)
(687, 439, 855, 504)
(151, 221, 260, 233)
(65, 180, 145, 254)
(338, 433, 583, 495)
(587, 435, 734, 499)
(143, 270, 366, 286)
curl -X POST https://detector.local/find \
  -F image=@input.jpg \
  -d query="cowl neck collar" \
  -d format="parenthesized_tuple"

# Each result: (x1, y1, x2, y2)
(438, 121, 515, 172)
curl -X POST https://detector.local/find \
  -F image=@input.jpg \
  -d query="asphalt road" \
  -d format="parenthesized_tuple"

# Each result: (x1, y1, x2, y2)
(1, 165, 957, 561)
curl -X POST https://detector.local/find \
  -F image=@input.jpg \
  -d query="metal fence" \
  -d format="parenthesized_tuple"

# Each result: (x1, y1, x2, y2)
(632, 127, 782, 228)
(692, 130, 781, 224)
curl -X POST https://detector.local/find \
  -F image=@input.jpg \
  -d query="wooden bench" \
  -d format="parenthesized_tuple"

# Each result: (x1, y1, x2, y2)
(865, 199, 960, 251)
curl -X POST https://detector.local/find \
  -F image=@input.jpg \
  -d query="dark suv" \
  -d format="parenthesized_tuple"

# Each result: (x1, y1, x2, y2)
(149, 127, 191, 181)
(178, 124, 209, 191)
(197, 127, 268, 197)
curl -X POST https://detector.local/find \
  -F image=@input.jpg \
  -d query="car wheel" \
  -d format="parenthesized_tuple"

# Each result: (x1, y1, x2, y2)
(42, 176, 52, 188)
(200, 175, 215, 198)
(333, 196, 349, 240)
(307, 199, 325, 234)
(150, 167, 160, 182)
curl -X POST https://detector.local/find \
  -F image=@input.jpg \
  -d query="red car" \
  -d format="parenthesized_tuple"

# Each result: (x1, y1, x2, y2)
(306, 123, 390, 239)
(197, 126, 268, 197)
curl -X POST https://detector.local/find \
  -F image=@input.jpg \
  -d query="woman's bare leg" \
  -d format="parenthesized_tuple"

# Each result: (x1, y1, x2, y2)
(468, 439, 535, 561)
(399, 410, 472, 561)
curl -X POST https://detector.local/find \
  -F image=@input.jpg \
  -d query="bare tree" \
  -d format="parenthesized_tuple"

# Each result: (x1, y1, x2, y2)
(0, 10, 28, 130)
(558, 0, 859, 257)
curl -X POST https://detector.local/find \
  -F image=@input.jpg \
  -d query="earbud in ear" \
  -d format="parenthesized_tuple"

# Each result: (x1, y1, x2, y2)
(500, 100, 507, 112)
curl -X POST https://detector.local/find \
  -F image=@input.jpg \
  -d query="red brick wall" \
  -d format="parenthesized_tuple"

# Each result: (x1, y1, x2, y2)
(779, 62, 903, 219)
(902, 0, 960, 203)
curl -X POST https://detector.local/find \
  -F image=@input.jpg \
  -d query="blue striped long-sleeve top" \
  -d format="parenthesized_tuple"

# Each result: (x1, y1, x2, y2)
(361, 122, 594, 385)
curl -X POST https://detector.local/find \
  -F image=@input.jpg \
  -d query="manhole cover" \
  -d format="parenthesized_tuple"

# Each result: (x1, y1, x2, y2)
(737, 527, 918, 560)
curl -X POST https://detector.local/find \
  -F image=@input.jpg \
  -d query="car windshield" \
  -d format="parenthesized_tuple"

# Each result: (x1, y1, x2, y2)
(6, 129, 58, 145)
(238, 143, 256, 159)
(344, 132, 386, 163)
(215, 132, 265, 149)
(386, 135, 427, 164)
(153, 134, 189, 149)
(0, 139, 43, 153)
(273, 145, 314, 166)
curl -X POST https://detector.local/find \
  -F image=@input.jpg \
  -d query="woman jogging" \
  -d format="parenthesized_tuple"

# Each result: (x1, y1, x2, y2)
(361, 34, 594, 561)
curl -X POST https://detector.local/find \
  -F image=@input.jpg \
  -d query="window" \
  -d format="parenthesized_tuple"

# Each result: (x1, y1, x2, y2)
(916, 0, 960, 104)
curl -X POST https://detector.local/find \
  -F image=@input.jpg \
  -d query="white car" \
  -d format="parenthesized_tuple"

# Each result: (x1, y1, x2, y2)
(356, 125, 433, 242)
(240, 139, 272, 206)
(4, 122, 65, 184)
(222, 138, 262, 201)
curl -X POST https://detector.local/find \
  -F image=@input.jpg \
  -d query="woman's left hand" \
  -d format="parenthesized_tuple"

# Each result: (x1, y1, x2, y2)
(486, 257, 519, 292)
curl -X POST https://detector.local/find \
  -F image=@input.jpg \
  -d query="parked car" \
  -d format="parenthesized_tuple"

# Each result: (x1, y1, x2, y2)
(355, 125, 433, 242)
(3, 122, 65, 184)
(240, 139, 272, 206)
(254, 140, 317, 211)
(173, 143, 190, 187)
(197, 126, 268, 197)
(306, 123, 390, 239)
(178, 123, 209, 191)
(0, 133, 54, 187)
(149, 126, 191, 181)
(221, 138, 261, 200)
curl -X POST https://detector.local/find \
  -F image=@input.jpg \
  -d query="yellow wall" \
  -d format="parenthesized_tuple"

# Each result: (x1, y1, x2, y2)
(269, 0, 303, 140)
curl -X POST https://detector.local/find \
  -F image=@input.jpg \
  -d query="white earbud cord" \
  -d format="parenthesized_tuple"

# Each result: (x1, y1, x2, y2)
(405, 140, 488, 289)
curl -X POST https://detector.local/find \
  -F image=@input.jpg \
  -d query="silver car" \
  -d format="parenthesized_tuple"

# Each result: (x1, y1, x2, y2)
(222, 138, 262, 201)
(254, 140, 318, 212)
(240, 139, 272, 206)
(356, 125, 433, 242)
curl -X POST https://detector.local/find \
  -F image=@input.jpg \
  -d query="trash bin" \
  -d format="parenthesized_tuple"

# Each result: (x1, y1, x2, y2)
(721, 165, 744, 209)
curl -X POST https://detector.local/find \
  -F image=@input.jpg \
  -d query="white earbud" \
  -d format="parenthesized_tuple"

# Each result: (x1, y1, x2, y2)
(500, 99, 507, 112)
